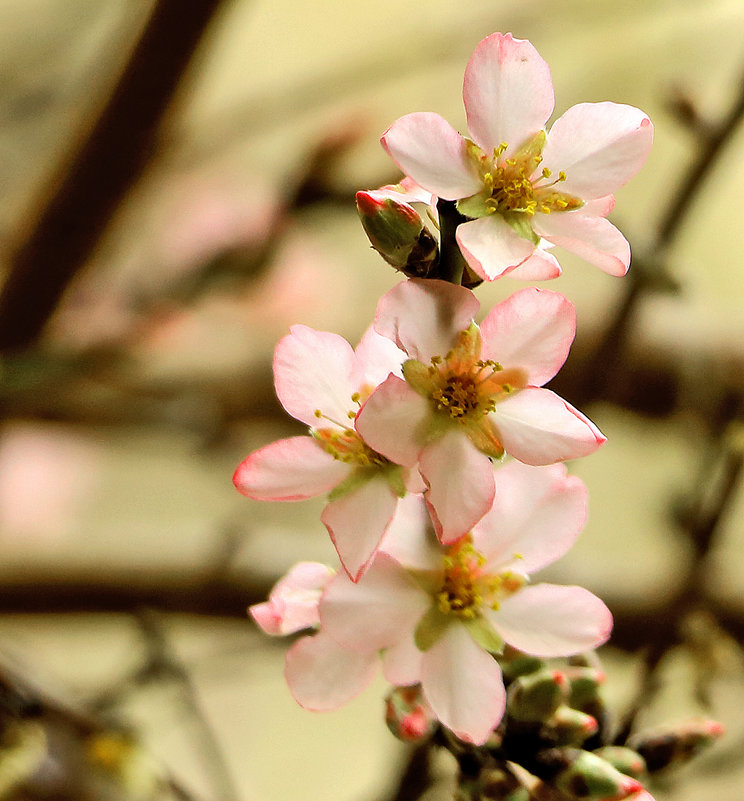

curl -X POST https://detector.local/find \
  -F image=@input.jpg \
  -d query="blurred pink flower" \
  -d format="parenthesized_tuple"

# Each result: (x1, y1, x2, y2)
(0, 423, 99, 542)
(381, 32, 653, 280)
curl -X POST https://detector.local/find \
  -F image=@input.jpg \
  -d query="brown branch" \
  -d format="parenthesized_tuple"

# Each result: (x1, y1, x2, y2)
(0, 0, 229, 354)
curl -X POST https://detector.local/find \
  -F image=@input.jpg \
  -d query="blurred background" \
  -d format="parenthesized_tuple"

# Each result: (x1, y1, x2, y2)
(0, 0, 743, 799)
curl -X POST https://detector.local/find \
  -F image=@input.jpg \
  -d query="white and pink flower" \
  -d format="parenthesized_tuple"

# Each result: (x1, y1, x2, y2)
(284, 461, 611, 745)
(234, 324, 422, 581)
(380, 32, 653, 281)
(355, 278, 605, 543)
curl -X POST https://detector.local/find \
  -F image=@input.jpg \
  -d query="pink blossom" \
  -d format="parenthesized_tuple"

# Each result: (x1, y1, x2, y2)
(355, 279, 605, 543)
(250, 562, 334, 636)
(292, 462, 611, 745)
(381, 32, 653, 281)
(234, 324, 422, 581)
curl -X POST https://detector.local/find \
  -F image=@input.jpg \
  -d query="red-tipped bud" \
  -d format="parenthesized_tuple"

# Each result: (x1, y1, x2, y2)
(565, 666, 606, 709)
(541, 748, 644, 801)
(356, 191, 437, 276)
(507, 669, 568, 722)
(385, 686, 436, 743)
(594, 746, 647, 779)
(542, 705, 599, 747)
(628, 718, 725, 773)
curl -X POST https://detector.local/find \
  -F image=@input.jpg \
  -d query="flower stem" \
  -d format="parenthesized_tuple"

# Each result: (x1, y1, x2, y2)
(435, 199, 468, 285)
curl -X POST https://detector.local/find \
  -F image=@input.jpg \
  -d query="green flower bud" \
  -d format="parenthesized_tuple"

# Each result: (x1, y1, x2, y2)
(540, 748, 644, 801)
(594, 746, 647, 779)
(384, 685, 437, 743)
(356, 191, 437, 276)
(507, 670, 568, 722)
(542, 705, 599, 747)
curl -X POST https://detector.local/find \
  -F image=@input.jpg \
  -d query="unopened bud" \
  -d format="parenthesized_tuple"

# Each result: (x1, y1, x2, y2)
(542, 705, 599, 747)
(478, 767, 530, 801)
(500, 651, 544, 681)
(540, 748, 644, 801)
(507, 670, 568, 722)
(356, 191, 437, 276)
(385, 685, 437, 743)
(594, 746, 647, 779)
(565, 667, 606, 710)
(628, 718, 725, 773)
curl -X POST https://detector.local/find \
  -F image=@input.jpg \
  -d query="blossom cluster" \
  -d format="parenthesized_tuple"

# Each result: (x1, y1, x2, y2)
(235, 30, 657, 793)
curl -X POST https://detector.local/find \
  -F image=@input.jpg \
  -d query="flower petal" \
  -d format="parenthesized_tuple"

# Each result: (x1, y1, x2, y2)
(321, 474, 399, 581)
(249, 561, 334, 635)
(382, 637, 424, 686)
(533, 212, 631, 276)
(463, 32, 554, 157)
(381, 494, 442, 571)
(420, 431, 496, 544)
(356, 376, 431, 466)
(233, 436, 350, 501)
(473, 462, 587, 574)
(421, 624, 506, 745)
(374, 279, 480, 363)
(274, 325, 357, 427)
(541, 102, 653, 199)
(507, 248, 562, 280)
(492, 388, 606, 464)
(320, 553, 430, 652)
(456, 216, 536, 281)
(480, 288, 575, 386)
(487, 584, 612, 657)
(381, 112, 482, 200)
(354, 325, 405, 388)
(285, 633, 378, 711)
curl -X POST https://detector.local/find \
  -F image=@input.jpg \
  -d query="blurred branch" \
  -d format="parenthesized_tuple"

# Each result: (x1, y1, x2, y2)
(575, 56, 744, 406)
(0, 0, 229, 354)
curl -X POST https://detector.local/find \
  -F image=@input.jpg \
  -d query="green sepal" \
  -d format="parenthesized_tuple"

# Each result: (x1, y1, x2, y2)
(414, 605, 452, 651)
(464, 616, 504, 655)
(456, 191, 491, 220)
(402, 359, 433, 396)
(383, 464, 407, 498)
(465, 422, 505, 460)
(503, 212, 540, 245)
(327, 467, 373, 502)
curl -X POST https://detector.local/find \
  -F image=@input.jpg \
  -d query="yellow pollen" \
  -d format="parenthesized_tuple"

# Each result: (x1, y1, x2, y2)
(314, 427, 388, 467)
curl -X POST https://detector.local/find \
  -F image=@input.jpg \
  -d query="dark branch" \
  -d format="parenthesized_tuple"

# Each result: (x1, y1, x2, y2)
(0, 0, 228, 354)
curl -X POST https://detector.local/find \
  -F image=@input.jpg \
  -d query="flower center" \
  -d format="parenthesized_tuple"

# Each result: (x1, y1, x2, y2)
(436, 536, 525, 619)
(461, 135, 583, 220)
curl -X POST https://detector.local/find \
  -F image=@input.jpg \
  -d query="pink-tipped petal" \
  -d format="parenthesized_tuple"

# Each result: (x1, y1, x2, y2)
(421, 624, 506, 745)
(321, 475, 399, 581)
(381, 494, 442, 572)
(374, 279, 480, 363)
(534, 212, 631, 276)
(420, 432, 495, 544)
(382, 637, 424, 686)
(285, 633, 378, 711)
(488, 584, 613, 657)
(354, 325, 405, 387)
(493, 388, 606, 465)
(374, 176, 436, 206)
(356, 376, 432, 466)
(233, 436, 350, 501)
(474, 462, 588, 574)
(249, 561, 334, 635)
(479, 288, 576, 386)
(456, 216, 536, 281)
(507, 248, 562, 280)
(463, 32, 554, 156)
(320, 553, 430, 653)
(581, 194, 615, 218)
(274, 325, 357, 427)
(541, 102, 653, 199)
(381, 112, 482, 200)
